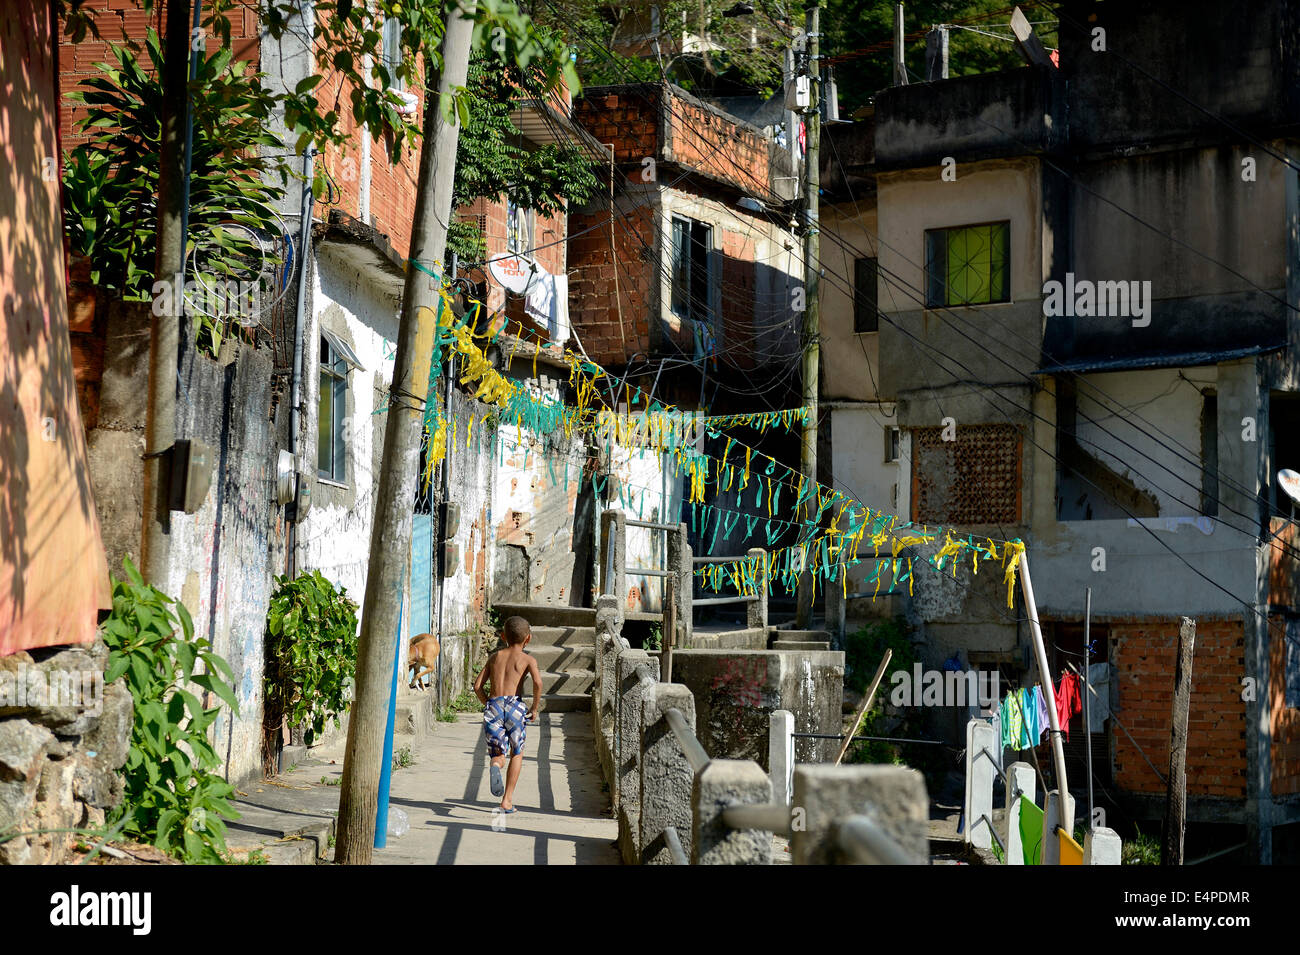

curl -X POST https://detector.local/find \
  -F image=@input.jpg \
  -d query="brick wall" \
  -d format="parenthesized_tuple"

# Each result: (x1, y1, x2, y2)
(665, 93, 770, 198)
(567, 204, 655, 367)
(1112, 616, 1248, 798)
(1269, 616, 1300, 796)
(58, 2, 260, 151)
(573, 87, 660, 166)
(720, 226, 756, 370)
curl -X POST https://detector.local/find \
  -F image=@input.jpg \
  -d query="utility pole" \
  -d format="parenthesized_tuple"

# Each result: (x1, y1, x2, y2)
(334, 0, 478, 865)
(795, 0, 820, 629)
(141, 0, 192, 585)
(1162, 616, 1196, 866)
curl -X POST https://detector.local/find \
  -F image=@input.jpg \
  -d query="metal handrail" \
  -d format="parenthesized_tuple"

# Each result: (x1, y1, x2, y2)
(693, 595, 761, 606)
(836, 815, 922, 865)
(663, 826, 688, 865)
(664, 707, 710, 773)
(627, 518, 678, 531)
(692, 555, 747, 564)
(627, 567, 673, 578)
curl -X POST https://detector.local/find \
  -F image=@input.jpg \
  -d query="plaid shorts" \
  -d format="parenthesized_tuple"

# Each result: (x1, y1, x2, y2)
(483, 696, 528, 757)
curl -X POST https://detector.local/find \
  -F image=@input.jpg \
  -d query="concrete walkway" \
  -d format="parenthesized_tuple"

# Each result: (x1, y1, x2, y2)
(374, 710, 619, 865)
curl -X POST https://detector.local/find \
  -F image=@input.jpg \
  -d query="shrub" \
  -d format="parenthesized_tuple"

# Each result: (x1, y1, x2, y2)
(263, 570, 359, 748)
(101, 558, 241, 864)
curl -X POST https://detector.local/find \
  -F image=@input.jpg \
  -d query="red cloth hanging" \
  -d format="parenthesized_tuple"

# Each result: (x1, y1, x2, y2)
(1055, 673, 1082, 740)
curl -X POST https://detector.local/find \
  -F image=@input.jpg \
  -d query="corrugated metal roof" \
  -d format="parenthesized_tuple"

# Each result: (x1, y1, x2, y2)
(1036, 342, 1286, 375)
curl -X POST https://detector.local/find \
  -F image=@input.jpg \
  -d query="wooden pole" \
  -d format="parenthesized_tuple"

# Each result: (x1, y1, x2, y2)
(661, 577, 675, 683)
(1162, 616, 1196, 866)
(835, 648, 891, 765)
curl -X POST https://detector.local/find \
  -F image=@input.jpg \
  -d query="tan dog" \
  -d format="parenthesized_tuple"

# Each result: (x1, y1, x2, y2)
(408, 633, 440, 690)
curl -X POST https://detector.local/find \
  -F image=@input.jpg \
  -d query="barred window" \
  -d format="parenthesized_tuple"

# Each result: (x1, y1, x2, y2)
(925, 221, 1010, 307)
(911, 423, 1021, 525)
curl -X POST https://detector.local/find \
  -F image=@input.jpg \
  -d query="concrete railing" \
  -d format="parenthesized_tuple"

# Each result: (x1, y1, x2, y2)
(963, 717, 1122, 865)
(593, 592, 931, 865)
(600, 509, 769, 650)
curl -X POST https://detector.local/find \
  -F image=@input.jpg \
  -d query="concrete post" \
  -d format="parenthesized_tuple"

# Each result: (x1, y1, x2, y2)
(601, 508, 626, 613)
(963, 719, 995, 849)
(615, 650, 653, 850)
(639, 683, 697, 865)
(746, 547, 768, 634)
(1084, 827, 1122, 865)
(791, 764, 928, 865)
(692, 760, 772, 865)
(825, 552, 846, 649)
(1004, 761, 1036, 866)
(594, 594, 622, 774)
(667, 522, 692, 648)
(769, 709, 795, 806)
(1041, 789, 1076, 866)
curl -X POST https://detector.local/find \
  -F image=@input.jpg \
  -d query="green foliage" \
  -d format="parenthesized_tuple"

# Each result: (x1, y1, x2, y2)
(824, 0, 1059, 115)
(264, 571, 360, 746)
(643, 624, 662, 651)
(62, 28, 287, 355)
(100, 558, 241, 865)
(392, 746, 414, 770)
(1123, 824, 1160, 865)
(437, 689, 484, 721)
(844, 618, 914, 695)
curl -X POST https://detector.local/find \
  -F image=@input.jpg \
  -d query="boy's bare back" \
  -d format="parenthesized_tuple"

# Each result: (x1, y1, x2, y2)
(484, 645, 539, 699)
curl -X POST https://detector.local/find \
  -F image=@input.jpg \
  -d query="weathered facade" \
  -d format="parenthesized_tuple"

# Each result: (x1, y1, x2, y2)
(821, 0, 1300, 861)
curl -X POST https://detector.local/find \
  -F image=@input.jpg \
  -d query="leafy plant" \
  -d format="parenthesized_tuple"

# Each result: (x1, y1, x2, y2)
(62, 28, 288, 355)
(1123, 824, 1160, 865)
(264, 571, 360, 749)
(644, 624, 662, 651)
(436, 689, 484, 722)
(100, 558, 242, 864)
(392, 746, 414, 770)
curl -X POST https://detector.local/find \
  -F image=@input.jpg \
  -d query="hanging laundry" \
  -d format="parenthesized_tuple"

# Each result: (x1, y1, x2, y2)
(1018, 796, 1043, 865)
(1016, 688, 1035, 749)
(524, 270, 570, 346)
(1087, 662, 1112, 732)
(1033, 685, 1050, 742)
(1022, 686, 1044, 745)
(1059, 828, 1084, 865)
(1055, 672, 1082, 741)
(1000, 691, 1023, 751)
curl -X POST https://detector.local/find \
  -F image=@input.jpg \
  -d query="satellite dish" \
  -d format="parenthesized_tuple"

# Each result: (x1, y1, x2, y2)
(1279, 469, 1300, 508)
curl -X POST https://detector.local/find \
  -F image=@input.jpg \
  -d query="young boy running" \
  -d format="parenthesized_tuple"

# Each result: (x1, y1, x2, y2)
(472, 616, 542, 812)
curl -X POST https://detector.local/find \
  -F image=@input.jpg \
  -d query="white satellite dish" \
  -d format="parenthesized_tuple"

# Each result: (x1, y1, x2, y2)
(1279, 469, 1300, 517)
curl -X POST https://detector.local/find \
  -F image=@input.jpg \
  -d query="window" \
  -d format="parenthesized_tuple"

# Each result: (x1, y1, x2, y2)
(925, 221, 1010, 307)
(318, 330, 361, 483)
(670, 215, 712, 325)
(1288, 619, 1300, 709)
(884, 426, 900, 463)
(506, 198, 533, 255)
(854, 256, 878, 332)
(911, 423, 1021, 525)
(381, 17, 405, 91)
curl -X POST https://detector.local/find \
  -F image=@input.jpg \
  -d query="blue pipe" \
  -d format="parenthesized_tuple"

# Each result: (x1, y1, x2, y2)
(374, 589, 404, 848)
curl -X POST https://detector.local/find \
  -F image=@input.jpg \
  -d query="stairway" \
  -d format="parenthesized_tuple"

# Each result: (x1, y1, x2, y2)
(491, 602, 596, 713)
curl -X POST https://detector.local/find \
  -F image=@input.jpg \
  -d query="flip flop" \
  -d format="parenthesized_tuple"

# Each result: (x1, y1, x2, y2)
(501, 807, 517, 814)
(489, 765, 504, 797)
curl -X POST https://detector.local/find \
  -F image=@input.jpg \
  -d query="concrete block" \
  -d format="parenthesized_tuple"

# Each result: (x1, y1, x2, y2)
(769, 710, 794, 806)
(615, 649, 653, 816)
(1041, 789, 1076, 866)
(639, 683, 696, 864)
(1084, 827, 1122, 865)
(746, 547, 767, 632)
(791, 764, 928, 865)
(1004, 761, 1035, 865)
(692, 760, 772, 865)
(963, 719, 995, 849)
(667, 523, 692, 647)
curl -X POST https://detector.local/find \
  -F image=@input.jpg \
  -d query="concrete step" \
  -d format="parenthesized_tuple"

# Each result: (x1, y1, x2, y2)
(494, 602, 596, 628)
(527, 625, 596, 647)
(529, 644, 595, 671)
(541, 669, 594, 695)
(540, 693, 591, 713)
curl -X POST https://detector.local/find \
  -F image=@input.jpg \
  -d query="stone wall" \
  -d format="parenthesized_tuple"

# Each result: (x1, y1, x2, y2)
(0, 641, 131, 864)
